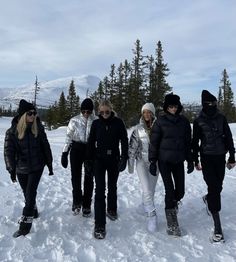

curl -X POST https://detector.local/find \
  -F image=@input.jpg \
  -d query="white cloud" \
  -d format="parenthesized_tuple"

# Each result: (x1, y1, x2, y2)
(0, 0, 235, 101)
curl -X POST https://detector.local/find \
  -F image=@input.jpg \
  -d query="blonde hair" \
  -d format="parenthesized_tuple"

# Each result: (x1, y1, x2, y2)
(98, 100, 113, 111)
(17, 113, 38, 140)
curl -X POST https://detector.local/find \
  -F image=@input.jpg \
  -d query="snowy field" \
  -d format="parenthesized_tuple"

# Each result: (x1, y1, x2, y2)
(0, 116, 236, 262)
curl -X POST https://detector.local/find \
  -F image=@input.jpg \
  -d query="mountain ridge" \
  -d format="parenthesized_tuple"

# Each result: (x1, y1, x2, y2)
(0, 75, 100, 109)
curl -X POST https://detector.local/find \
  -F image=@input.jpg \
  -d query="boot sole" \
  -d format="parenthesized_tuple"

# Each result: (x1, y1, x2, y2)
(94, 232, 106, 239)
(167, 228, 181, 237)
(82, 213, 92, 218)
(106, 213, 118, 221)
(209, 235, 225, 243)
(13, 230, 29, 238)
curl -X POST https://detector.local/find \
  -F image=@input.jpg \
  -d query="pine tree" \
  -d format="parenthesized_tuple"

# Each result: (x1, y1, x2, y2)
(153, 41, 172, 113)
(34, 75, 40, 107)
(121, 60, 132, 124)
(57, 92, 69, 126)
(67, 80, 80, 117)
(112, 62, 125, 118)
(218, 85, 223, 110)
(129, 39, 146, 125)
(218, 69, 235, 122)
(109, 64, 116, 101)
(103, 76, 110, 99)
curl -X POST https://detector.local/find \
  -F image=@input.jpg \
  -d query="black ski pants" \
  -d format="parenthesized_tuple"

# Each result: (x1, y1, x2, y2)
(200, 154, 225, 213)
(158, 161, 185, 209)
(70, 142, 94, 209)
(94, 157, 119, 227)
(17, 170, 43, 216)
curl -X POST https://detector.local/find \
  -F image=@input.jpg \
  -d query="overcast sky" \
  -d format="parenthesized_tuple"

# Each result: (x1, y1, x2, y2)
(0, 0, 235, 103)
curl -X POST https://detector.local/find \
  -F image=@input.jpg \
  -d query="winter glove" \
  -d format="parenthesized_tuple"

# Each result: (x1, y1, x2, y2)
(10, 171, 17, 183)
(149, 162, 157, 176)
(118, 157, 127, 172)
(61, 152, 69, 168)
(228, 154, 235, 164)
(187, 162, 194, 174)
(84, 160, 94, 177)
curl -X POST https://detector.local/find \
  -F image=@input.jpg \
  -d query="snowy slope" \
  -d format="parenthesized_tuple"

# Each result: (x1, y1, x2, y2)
(0, 117, 236, 262)
(0, 75, 100, 109)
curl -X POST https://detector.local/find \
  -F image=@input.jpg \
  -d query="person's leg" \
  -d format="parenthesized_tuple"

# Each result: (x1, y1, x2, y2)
(172, 162, 185, 205)
(70, 147, 83, 210)
(14, 171, 42, 237)
(94, 159, 107, 228)
(159, 161, 181, 236)
(17, 173, 39, 218)
(201, 155, 225, 213)
(136, 160, 158, 212)
(149, 161, 159, 201)
(137, 160, 158, 232)
(23, 170, 43, 212)
(17, 173, 28, 201)
(158, 161, 175, 209)
(107, 158, 119, 214)
(201, 154, 225, 241)
(83, 166, 94, 210)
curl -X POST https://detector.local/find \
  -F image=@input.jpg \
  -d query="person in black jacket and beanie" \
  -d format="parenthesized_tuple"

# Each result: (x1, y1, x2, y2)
(4, 99, 53, 237)
(149, 93, 193, 237)
(87, 100, 128, 239)
(192, 90, 235, 242)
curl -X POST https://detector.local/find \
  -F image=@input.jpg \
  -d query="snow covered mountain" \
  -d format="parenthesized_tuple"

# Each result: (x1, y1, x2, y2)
(0, 75, 100, 109)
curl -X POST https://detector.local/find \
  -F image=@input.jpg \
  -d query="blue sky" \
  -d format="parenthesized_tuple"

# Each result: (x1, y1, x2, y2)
(0, 0, 235, 103)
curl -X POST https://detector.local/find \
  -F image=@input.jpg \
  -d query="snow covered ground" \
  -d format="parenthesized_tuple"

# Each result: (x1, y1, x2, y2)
(0, 116, 236, 262)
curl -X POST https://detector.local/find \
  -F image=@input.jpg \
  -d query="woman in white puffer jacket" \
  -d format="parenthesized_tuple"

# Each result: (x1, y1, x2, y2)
(128, 103, 159, 232)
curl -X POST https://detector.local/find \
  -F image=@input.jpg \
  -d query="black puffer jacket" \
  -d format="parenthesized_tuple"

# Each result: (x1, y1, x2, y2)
(192, 110, 235, 162)
(87, 112, 128, 160)
(149, 113, 192, 164)
(4, 116, 53, 174)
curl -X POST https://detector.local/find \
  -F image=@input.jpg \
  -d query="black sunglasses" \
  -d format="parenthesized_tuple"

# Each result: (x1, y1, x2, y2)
(100, 110, 111, 116)
(26, 111, 37, 116)
(168, 105, 178, 109)
(81, 110, 92, 114)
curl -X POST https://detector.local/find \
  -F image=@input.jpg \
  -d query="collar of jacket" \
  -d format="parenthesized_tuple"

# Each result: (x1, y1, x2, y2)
(200, 109, 219, 119)
(165, 112, 180, 122)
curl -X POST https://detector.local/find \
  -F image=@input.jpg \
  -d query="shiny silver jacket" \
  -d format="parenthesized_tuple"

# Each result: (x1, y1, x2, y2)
(63, 113, 97, 152)
(128, 117, 156, 173)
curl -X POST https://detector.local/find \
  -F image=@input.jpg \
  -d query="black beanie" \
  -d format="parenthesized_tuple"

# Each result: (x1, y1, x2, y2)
(18, 99, 35, 117)
(81, 98, 94, 111)
(201, 90, 217, 105)
(163, 93, 182, 113)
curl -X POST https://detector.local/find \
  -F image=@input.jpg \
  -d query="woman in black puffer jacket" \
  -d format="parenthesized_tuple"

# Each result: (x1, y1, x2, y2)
(87, 100, 128, 239)
(149, 93, 193, 237)
(4, 99, 53, 238)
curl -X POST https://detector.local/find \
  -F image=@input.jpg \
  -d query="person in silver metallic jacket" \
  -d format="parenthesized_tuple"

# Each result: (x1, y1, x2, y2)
(128, 103, 159, 232)
(61, 98, 97, 217)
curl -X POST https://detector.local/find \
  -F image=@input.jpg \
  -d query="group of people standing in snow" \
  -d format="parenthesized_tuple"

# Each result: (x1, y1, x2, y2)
(3, 89, 235, 242)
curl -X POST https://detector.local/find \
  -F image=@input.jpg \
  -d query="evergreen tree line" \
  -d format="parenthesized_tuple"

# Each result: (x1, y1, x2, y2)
(89, 40, 235, 124)
(90, 39, 172, 127)
(0, 105, 16, 117)
(44, 80, 80, 130)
